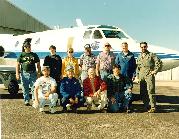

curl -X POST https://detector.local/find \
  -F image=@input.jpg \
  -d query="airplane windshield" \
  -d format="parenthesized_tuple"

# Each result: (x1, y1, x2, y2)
(102, 30, 128, 39)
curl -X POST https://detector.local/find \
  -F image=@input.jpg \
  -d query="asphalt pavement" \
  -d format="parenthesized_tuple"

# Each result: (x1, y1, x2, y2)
(1, 81, 179, 139)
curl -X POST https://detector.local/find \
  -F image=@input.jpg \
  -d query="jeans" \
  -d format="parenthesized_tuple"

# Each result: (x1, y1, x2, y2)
(39, 93, 58, 108)
(20, 71, 37, 102)
(108, 90, 132, 112)
(61, 96, 84, 110)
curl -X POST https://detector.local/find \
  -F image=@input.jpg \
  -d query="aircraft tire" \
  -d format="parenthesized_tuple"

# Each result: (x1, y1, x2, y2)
(8, 80, 19, 95)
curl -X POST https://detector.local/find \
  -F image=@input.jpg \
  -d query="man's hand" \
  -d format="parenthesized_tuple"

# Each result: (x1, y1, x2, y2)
(16, 74, 20, 80)
(33, 99, 39, 108)
(44, 92, 50, 99)
(75, 97, 78, 104)
(128, 88, 132, 93)
(69, 98, 75, 104)
(134, 77, 139, 84)
(94, 90, 100, 97)
(110, 97, 116, 104)
(37, 73, 41, 78)
(150, 71, 156, 75)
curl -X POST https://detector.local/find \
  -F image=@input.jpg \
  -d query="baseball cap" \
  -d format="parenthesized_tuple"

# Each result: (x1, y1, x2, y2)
(84, 44, 91, 49)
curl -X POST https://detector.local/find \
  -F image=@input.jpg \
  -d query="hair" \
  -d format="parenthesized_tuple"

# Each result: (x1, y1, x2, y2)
(140, 41, 148, 46)
(122, 42, 128, 45)
(22, 38, 32, 52)
(113, 64, 121, 69)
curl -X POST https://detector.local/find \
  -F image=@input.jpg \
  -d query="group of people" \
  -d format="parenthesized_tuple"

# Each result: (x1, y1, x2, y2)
(16, 39, 162, 113)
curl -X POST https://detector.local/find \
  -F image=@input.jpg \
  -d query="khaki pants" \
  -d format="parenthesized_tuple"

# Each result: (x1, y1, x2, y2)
(85, 90, 107, 110)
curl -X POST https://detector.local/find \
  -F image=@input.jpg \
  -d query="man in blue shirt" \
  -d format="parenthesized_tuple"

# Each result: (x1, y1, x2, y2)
(115, 42, 136, 80)
(60, 65, 83, 112)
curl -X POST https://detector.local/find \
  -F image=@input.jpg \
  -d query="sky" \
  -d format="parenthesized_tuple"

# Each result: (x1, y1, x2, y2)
(9, 0, 179, 51)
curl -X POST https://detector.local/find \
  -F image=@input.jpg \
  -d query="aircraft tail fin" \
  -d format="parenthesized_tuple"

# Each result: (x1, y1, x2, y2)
(76, 18, 83, 27)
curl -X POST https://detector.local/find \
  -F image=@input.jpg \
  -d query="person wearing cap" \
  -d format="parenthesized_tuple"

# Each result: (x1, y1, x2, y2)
(61, 47, 79, 78)
(115, 42, 136, 81)
(79, 44, 96, 82)
(16, 39, 41, 106)
(96, 42, 115, 81)
(43, 45, 62, 82)
(60, 65, 83, 112)
(106, 64, 133, 113)
(33, 66, 58, 113)
(83, 67, 107, 112)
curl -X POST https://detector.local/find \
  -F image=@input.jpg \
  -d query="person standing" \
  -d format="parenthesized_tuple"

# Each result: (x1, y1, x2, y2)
(136, 42, 162, 113)
(43, 45, 62, 83)
(61, 47, 79, 78)
(115, 42, 136, 80)
(43, 45, 62, 101)
(16, 39, 41, 106)
(79, 44, 96, 82)
(96, 42, 115, 81)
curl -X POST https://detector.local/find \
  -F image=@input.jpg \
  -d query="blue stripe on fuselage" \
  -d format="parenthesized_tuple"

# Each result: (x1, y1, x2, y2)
(3, 51, 179, 60)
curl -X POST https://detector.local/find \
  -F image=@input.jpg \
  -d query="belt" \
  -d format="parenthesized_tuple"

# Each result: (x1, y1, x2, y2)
(22, 70, 36, 73)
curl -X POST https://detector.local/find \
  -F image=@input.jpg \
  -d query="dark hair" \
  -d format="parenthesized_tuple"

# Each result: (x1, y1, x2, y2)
(122, 42, 128, 45)
(140, 41, 148, 46)
(22, 38, 32, 52)
(49, 45, 56, 50)
(113, 64, 121, 69)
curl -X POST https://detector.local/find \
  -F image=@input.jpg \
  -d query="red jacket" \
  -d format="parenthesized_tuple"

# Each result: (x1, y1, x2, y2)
(83, 76, 107, 97)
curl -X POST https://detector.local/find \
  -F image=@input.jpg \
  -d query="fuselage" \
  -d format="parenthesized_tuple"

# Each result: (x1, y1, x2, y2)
(1, 25, 179, 71)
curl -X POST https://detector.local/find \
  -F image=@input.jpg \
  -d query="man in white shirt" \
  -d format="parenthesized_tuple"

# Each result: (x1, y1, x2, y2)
(33, 66, 58, 113)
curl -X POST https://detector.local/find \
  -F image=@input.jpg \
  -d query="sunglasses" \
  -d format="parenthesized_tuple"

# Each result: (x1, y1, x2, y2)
(24, 46, 31, 48)
(105, 45, 111, 47)
(140, 46, 147, 49)
(68, 51, 73, 53)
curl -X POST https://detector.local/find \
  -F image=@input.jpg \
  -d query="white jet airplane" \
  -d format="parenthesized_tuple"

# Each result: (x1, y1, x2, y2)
(0, 19, 179, 94)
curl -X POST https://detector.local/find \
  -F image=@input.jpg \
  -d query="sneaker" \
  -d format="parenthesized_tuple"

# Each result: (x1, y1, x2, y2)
(99, 109, 107, 113)
(66, 104, 71, 110)
(24, 101, 30, 106)
(87, 104, 92, 111)
(61, 108, 67, 113)
(39, 107, 44, 112)
(49, 107, 56, 114)
(126, 109, 131, 113)
(124, 107, 132, 113)
(71, 107, 77, 113)
(148, 108, 156, 113)
(32, 102, 38, 109)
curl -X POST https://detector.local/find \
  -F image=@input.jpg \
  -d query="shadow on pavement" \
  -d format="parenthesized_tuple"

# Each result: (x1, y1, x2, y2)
(0, 93, 26, 99)
(132, 94, 179, 104)
(131, 104, 179, 113)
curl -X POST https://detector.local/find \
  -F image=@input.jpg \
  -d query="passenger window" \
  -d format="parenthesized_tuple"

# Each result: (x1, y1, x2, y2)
(92, 30, 103, 39)
(83, 30, 92, 39)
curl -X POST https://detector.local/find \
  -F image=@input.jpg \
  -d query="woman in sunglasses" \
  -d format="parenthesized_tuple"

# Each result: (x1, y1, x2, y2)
(61, 47, 79, 78)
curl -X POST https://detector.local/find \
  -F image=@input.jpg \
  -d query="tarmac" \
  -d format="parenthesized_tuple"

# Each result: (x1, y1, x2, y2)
(1, 81, 179, 139)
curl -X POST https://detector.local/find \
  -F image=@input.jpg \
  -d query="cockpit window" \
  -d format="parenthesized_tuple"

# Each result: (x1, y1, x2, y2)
(92, 30, 103, 39)
(102, 30, 128, 39)
(83, 30, 92, 39)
